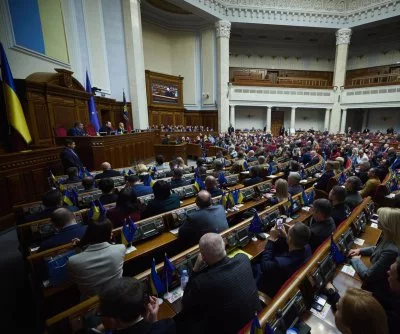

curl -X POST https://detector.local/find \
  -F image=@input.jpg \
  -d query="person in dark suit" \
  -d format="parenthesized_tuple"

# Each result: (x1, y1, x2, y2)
(243, 165, 263, 187)
(170, 168, 190, 189)
(254, 222, 311, 297)
(288, 172, 303, 196)
(60, 139, 84, 173)
(142, 180, 180, 218)
(357, 161, 370, 185)
(314, 161, 335, 191)
(98, 277, 175, 334)
(177, 233, 261, 333)
(228, 124, 234, 135)
(329, 186, 351, 227)
(344, 176, 363, 210)
(81, 177, 96, 193)
(99, 121, 113, 135)
(309, 199, 336, 252)
(127, 175, 153, 197)
(205, 176, 223, 198)
(305, 150, 320, 168)
(68, 122, 86, 136)
(64, 167, 81, 184)
(179, 190, 228, 247)
(98, 178, 118, 205)
(94, 162, 121, 180)
(38, 208, 86, 252)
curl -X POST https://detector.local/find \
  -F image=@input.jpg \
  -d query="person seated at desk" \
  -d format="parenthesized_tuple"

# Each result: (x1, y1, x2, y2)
(142, 180, 180, 218)
(107, 189, 141, 228)
(211, 160, 224, 179)
(154, 155, 169, 171)
(376, 159, 390, 182)
(314, 160, 335, 191)
(179, 190, 228, 248)
(253, 222, 311, 298)
(288, 172, 303, 196)
(161, 134, 170, 145)
(99, 178, 118, 205)
(213, 151, 229, 168)
(95, 162, 121, 180)
(205, 176, 223, 198)
(329, 185, 351, 227)
(170, 168, 190, 189)
(357, 161, 370, 184)
(274, 179, 289, 203)
(243, 165, 263, 187)
(360, 168, 381, 198)
(98, 278, 175, 334)
(344, 176, 363, 210)
(127, 175, 153, 197)
(257, 155, 269, 169)
(309, 199, 336, 252)
(99, 121, 113, 135)
(68, 219, 126, 297)
(334, 288, 388, 334)
(68, 121, 86, 136)
(64, 167, 81, 184)
(349, 207, 399, 294)
(60, 139, 83, 173)
(304, 150, 320, 168)
(38, 208, 86, 252)
(177, 233, 261, 333)
(176, 157, 187, 169)
(81, 177, 96, 193)
(246, 150, 257, 162)
(25, 189, 79, 223)
(116, 122, 125, 134)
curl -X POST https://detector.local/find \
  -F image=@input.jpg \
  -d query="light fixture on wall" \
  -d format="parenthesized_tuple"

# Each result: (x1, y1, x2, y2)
(333, 86, 338, 91)
(202, 92, 209, 99)
(340, 86, 345, 91)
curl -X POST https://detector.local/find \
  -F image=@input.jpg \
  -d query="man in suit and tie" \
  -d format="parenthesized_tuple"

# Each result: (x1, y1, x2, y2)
(228, 124, 234, 135)
(38, 208, 86, 251)
(314, 161, 335, 191)
(179, 190, 228, 247)
(127, 175, 153, 197)
(177, 233, 261, 333)
(60, 139, 84, 173)
(68, 122, 86, 136)
(99, 121, 113, 135)
(94, 162, 121, 180)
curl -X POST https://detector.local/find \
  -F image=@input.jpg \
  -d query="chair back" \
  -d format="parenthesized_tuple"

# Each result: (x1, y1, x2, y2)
(54, 126, 67, 137)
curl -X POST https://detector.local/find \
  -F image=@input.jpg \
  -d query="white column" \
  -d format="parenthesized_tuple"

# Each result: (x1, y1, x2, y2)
(330, 28, 351, 133)
(340, 109, 347, 133)
(361, 109, 369, 130)
(324, 108, 331, 131)
(266, 106, 272, 132)
(230, 105, 235, 128)
(290, 107, 296, 133)
(215, 20, 231, 133)
(122, 0, 149, 129)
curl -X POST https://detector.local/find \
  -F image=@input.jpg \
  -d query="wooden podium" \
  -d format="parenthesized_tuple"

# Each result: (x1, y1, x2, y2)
(153, 143, 187, 164)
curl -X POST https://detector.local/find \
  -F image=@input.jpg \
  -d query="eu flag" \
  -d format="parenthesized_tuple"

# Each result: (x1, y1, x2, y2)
(122, 217, 137, 245)
(122, 90, 132, 131)
(330, 235, 345, 264)
(249, 212, 262, 234)
(85, 71, 100, 132)
(218, 172, 228, 186)
(0, 42, 32, 144)
(162, 254, 175, 292)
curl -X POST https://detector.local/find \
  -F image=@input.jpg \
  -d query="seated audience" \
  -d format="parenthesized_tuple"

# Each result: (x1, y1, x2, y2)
(98, 178, 118, 205)
(334, 288, 388, 334)
(305, 150, 320, 167)
(329, 185, 351, 227)
(357, 161, 370, 184)
(360, 168, 380, 198)
(288, 172, 303, 196)
(82, 177, 96, 193)
(176, 157, 187, 169)
(68, 121, 86, 136)
(64, 167, 81, 184)
(309, 199, 336, 251)
(107, 189, 141, 228)
(154, 155, 169, 171)
(229, 162, 242, 174)
(116, 122, 125, 134)
(254, 222, 311, 297)
(257, 155, 269, 169)
(178, 233, 261, 333)
(179, 190, 228, 247)
(68, 219, 126, 297)
(213, 151, 229, 168)
(275, 178, 289, 202)
(127, 175, 153, 197)
(142, 180, 180, 218)
(99, 278, 175, 334)
(344, 176, 363, 209)
(205, 175, 223, 197)
(211, 160, 224, 179)
(38, 208, 86, 251)
(99, 121, 113, 134)
(170, 168, 190, 189)
(198, 166, 208, 181)
(95, 162, 121, 179)
(376, 159, 390, 181)
(314, 161, 335, 191)
(243, 166, 263, 187)
(349, 207, 399, 292)
(246, 150, 257, 162)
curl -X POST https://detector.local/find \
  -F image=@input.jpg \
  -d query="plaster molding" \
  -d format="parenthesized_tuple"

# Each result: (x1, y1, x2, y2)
(215, 20, 231, 38)
(336, 28, 351, 45)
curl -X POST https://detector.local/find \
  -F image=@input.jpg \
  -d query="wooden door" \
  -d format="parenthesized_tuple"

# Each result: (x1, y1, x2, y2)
(271, 110, 284, 136)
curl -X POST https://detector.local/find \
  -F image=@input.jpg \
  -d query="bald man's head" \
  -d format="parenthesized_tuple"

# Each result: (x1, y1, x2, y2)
(205, 176, 217, 190)
(196, 190, 212, 209)
(199, 233, 226, 265)
(101, 162, 111, 171)
(51, 208, 75, 229)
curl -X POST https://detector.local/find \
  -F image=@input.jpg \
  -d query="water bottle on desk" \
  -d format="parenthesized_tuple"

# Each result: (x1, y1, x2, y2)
(180, 269, 189, 291)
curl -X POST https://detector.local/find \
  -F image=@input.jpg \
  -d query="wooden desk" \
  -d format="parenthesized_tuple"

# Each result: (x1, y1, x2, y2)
(55, 132, 155, 170)
(154, 143, 187, 164)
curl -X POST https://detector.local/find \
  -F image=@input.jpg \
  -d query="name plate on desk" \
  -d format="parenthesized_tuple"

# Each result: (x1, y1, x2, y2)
(133, 217, 165, 242)
(225, 174, 239, 186)
(172, 185, 196, 200)
(78, 190, 102, 206)
(138, 194, 155, 206)
(170, 205, 198, 228)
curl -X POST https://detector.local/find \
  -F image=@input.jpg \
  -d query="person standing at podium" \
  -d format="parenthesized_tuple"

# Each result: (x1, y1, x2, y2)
(60, 139, 83, 173)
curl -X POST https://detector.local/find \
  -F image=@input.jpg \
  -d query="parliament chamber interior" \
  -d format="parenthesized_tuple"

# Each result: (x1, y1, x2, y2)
(2, 0, 400, 333)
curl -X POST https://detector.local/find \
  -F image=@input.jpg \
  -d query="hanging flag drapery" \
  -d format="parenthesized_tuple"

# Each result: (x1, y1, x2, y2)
(122, 90, 132, 131)
(85, 71, 100, 132)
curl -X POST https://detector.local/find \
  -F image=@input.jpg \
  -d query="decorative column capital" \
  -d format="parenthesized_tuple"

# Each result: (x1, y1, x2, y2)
(291, 107, 296, 111)
(266, 106, 272, 110)
(215, 20, 231, 39)
(336, 28, 352, 45)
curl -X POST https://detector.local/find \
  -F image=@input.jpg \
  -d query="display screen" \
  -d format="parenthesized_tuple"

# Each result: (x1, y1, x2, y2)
(237, 228, 248, 242)
(282, 300, 299, 329)
(142, 222, 156, 233)
(151, 81, 179, 104)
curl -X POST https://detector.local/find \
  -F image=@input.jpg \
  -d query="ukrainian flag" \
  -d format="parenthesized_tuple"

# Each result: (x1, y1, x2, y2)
(250, 314, 263, 334)
(150, 258, 164, 296)
(0, 43, 32, 144)
(88, 201, 100, 221)
(194, 177, 205, 192)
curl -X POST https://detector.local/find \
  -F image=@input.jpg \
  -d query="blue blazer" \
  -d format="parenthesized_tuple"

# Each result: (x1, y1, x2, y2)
(68, 127, 85, 136)
(39, 224, 87, 251)
(60, 148, 83, 172)
(131, 184, 153, 197)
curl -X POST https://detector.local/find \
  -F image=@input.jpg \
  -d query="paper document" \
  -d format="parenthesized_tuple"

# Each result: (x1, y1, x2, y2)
(169, 228, 180, 235)
(341, 265, 356, 277)
(311, 303, 331, 320)
(354, 238, 365, 246)
(370, 223, 378, 229)
(302, 206, 311, 212)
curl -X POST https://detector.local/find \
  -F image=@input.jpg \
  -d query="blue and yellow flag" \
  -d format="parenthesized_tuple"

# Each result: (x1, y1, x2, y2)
(63, 189, 78, 207)
(301, 190, 314, 206)
(0, 43, 32, 144)
(242, 160, 249, 171)
(162, 254, 175, 292)
(150, 258, 164, 295)
(143, 174, 155, 187)
(249, 212, 262, 234)
(250, 314, 263, 334)
(330, 235, 345, 264)
(121, 217, 137, 246)
(194, 177, 205, 192)
(217, 172, 228, 186)
(88, 200, 106, 221)
(338, 172, 347, 186)
(230, 189, 244, 205)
